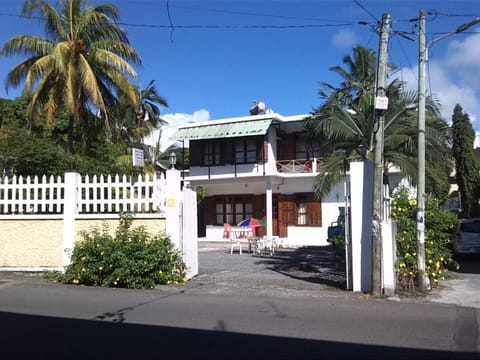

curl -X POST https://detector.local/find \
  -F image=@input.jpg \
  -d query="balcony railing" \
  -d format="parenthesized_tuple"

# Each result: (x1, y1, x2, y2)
(276, 159, 322, 174)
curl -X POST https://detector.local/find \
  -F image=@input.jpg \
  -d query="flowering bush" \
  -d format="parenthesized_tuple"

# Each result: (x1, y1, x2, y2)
(392, 187, 458, 291)
(46, 215, 187, 289)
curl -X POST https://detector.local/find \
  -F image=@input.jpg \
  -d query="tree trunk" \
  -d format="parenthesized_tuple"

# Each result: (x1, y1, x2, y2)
(67, 114, 74, 155)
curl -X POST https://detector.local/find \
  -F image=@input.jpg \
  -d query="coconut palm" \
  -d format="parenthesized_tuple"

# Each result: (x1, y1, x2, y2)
(110, 80, 168, 147)
(318, 46, 386, 108)
(307, 49, 451, 198)
(0, 0, 141, 154)
(135, 80, 168, 130)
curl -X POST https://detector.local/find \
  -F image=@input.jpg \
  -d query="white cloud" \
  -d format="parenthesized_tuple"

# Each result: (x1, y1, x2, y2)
(332, 29, 359, 48)
(144, 109, 210, 151)
(446, 33, 480, 89)
(394, 33, 480, 128)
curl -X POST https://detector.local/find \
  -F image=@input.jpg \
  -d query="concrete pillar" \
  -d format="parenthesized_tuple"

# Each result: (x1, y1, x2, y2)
(63, 172, 79, 267)
(165, 168, 182, 249)
(382, 221, 397, 296)
(350, 162, 374, 293)
(182, 183, 198, 279)
(266, 178, 273, 239)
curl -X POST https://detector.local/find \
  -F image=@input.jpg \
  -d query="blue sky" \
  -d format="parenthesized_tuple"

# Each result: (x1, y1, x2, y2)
(1, 0, 480, 148)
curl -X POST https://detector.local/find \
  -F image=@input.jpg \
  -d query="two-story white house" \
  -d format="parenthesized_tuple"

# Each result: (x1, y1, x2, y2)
(171, 111, 354, 247)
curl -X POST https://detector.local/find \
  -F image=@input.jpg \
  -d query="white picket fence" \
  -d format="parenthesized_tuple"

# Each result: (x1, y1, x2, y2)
(0, 173, 166, 215)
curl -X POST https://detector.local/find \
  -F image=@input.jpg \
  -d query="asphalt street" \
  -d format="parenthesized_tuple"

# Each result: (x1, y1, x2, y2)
(0, 243, 478, 359)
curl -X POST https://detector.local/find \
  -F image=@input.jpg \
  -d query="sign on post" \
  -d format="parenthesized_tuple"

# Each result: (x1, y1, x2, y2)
(132, 148, 144, 168)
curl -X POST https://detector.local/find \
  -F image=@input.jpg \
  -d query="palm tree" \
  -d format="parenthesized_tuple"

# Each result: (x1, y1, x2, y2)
(0, 0, 141, 155)
(318, 46, 384, 108)
(307, 47, 451, 199)
(136, 80, 168, 130)
(110, 80, 168, 147)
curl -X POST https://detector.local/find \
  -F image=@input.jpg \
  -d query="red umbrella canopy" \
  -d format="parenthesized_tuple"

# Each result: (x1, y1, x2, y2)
(237, 217, 267, 227)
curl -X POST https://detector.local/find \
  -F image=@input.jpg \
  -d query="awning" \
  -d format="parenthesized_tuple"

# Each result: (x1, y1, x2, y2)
(172, 119, 272, 141)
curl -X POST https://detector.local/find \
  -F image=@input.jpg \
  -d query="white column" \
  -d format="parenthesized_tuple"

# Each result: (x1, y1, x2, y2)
(350, 162, 374, 293)
(182, 183, 198, 279)
(382, 221, 396, 296)
(63, 172, 79, 268)
(165, 168, 182, 249)
(266, 178, 273, 239)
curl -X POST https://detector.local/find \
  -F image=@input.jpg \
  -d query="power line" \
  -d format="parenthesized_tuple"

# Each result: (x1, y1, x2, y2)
(0, 12, 359, 29)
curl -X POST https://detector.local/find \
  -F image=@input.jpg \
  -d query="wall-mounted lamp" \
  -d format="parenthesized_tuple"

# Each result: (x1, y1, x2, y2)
(168, 152, 177, 169)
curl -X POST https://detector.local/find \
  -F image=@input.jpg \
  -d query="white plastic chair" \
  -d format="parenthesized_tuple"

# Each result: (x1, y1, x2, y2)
(224, 223, 242, 255)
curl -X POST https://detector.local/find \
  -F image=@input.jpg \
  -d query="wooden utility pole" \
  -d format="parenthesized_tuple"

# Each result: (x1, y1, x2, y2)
(372, 13, 391, 296)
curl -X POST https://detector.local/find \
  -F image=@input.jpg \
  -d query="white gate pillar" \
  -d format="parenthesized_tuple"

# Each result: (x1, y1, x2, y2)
(63, 172, 80, 268)
(382, 221, 397, 296)
(165, 168, 182, 249)
(350, 162, 374, 292)
(182, 183, 198, 279)
(165, 168, 198, 279)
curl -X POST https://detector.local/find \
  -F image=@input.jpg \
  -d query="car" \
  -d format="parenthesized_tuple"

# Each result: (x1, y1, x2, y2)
(453, 218, 480, 255)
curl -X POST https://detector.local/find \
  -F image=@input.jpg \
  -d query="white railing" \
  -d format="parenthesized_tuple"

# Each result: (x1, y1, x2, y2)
(276, 158, 323, 174)
(0, 173, 166, 215)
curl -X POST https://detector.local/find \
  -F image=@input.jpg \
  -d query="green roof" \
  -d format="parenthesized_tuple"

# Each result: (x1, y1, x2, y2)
(172, 119, 272, 141)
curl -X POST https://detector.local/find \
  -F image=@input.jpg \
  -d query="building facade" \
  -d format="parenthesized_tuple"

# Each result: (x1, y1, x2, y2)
(172, 112, 355, 247)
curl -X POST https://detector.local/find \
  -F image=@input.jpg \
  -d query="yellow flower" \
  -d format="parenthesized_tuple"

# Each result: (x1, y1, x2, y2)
(113, 281, 117, 285)
(82, 267, 86, 272)
(73, 279, 79, 284)
(81, 256, 87, 262)
(101, 251, 105, 256)
(99, 266, 103, 271)
(428, 259, 433, 264)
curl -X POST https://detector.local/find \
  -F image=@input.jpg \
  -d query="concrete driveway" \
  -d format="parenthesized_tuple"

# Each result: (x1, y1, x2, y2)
(426, 255, 480, 309)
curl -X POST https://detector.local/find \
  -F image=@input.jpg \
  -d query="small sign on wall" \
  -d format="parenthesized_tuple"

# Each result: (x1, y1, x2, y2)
(132, 148, 144, 168)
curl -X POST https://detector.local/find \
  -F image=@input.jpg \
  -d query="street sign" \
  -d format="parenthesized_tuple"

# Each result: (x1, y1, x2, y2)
(375, 96, 389, 110)
(132, 148, 144, 168)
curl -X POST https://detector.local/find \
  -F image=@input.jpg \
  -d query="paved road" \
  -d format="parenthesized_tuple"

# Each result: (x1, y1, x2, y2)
(0, 244, 478, 359)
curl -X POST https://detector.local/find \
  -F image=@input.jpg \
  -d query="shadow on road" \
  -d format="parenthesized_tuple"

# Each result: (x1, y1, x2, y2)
(254, 245, 347, 290)
(1, 311, 477, 360)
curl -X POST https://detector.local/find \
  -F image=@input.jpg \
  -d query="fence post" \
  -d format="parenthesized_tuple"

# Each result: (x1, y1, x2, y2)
(63, 172, 79, 268)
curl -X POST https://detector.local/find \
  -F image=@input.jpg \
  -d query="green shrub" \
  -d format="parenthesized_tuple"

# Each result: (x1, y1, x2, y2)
(392, 187, 458, 291)
(46, 214, 187, 289)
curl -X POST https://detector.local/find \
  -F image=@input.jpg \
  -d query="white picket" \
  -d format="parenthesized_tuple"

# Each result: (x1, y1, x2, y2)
(0, 172, 161, 215)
